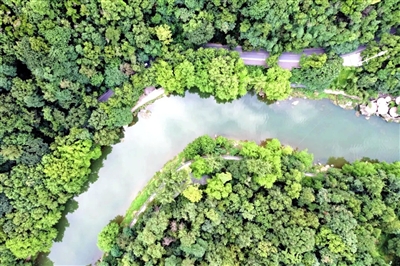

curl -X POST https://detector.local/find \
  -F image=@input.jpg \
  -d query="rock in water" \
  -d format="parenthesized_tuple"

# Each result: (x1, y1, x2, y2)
(389, 107, 399, 118)
(292, 100, 299, 106)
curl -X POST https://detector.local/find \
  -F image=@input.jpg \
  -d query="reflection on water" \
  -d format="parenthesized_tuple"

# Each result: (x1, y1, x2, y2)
(43, 93, 400, 265)
(326, 157, 350, 168)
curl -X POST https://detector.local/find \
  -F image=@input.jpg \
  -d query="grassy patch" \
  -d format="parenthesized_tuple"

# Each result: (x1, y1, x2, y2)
(290, 88, 335, 101)
(121, 154, 185, 227)
(121, 182, 155, 227)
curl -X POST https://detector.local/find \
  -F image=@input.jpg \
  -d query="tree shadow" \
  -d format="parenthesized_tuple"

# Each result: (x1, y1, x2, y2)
(53, 199, 79, 242)
(111, 215, 125, 225)
(34, 252, 54, 266)
(80, 146, 113, 194)
(35, 146, 114, 265)
(360, 157, 380, 163)
(255, 93, 277, 105)
(326, 157, 350, 168)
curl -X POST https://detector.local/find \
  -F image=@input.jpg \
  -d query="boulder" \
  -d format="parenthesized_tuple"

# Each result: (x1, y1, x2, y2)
(377, 104, 389, 115)
(377, 97, 387, 107)
(389, 107, 399, 118)
(364, 102, 377, 115)
(396, 96, 400, 105)
(385, 96, 392, 102)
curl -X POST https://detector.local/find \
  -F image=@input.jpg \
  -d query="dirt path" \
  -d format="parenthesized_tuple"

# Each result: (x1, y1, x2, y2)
(131, 88, 165, 113)
(130, 155, 315, 227)
(323, 89, 361, 100)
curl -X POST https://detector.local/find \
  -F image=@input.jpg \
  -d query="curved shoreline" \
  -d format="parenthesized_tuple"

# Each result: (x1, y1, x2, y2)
(128, 154, 317, 228)
(131, 88, 166, 113)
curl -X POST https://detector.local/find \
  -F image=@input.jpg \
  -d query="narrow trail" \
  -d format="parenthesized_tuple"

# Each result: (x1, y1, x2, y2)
(130, 155, 315, 227)
(323, 89, 361, 100)
(131, 88, 165, 113)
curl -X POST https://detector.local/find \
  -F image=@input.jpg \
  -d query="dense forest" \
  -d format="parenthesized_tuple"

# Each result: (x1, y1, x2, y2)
(0, 0, 399, 264)
(98, 136, 400, 265)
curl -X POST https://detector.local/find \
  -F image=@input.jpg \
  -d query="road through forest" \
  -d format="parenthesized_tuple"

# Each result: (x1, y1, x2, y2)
(129, 44, 373, 112)
(205, 43, 367, 69)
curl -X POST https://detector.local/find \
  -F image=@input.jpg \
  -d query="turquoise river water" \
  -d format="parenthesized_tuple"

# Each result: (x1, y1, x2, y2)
(38, 93, 400, 265)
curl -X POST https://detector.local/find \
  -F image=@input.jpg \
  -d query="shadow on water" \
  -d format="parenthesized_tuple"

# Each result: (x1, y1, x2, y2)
(360, 157, 380, 163)
(35, 146, 113, 266)
(53, 200, 79, 242)
(35, 253, 53, 266)
(80, 146, 113, 194)
(112, 215, 125, 225)
(256, 94, 277, 105)
(326, 157, 350, 168)
(186, 87, 238, 104)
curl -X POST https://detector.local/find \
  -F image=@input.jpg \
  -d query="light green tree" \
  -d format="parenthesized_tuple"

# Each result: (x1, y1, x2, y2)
(97, 222, 120, 252)
(182, 185, 203, 203)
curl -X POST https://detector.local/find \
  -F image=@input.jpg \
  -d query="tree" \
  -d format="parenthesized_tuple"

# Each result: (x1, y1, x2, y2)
(6, 228, 57, 259)
(182, 185, 203, 203)
(205, 172, 232, 200)
(262, 66, 292, 100)
(155, 25, 173, 45)
(291, 56, 344, 91)
(190, 156, 213, 178)
(98, 222, 120, 252)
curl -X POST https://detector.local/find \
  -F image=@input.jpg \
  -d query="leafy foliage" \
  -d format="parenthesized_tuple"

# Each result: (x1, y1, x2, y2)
(0, 0, 398, 263)
(291, 55, 344, 91)
(100, 136, 400, 265)
(97, 222, 120, 253)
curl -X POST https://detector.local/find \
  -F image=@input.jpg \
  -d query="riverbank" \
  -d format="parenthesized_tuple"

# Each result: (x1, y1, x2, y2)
(131, 87, 166, 113)
(98, 135, 400, 265)
(122, 139, 326, 229)
(52, 91, 400, 265)
(132, 85, 400, 127)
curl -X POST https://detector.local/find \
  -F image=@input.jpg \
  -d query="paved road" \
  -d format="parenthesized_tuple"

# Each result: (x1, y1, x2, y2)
(204, 43, 366, 69)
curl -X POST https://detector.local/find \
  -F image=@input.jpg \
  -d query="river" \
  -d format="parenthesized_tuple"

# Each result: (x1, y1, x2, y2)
(38, 92, 400, 265)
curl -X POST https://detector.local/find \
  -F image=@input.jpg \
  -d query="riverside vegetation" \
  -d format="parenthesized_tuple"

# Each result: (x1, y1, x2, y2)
(97, 136, 400, 265)
(0, 0, 399, 264)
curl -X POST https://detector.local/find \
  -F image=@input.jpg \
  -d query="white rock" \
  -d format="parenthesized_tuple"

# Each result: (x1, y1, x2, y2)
(276, 101, 280, 105)
(396, 96, 400, 105)
(377, 104, 389, 115)
(389, 107, 399, 118)
(364, 102, 377, 115)
(385, 96, 392, 102)
(365, 116, 370, 120)
(292, 100, 299, 106)
(377, 98, 387, 106)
